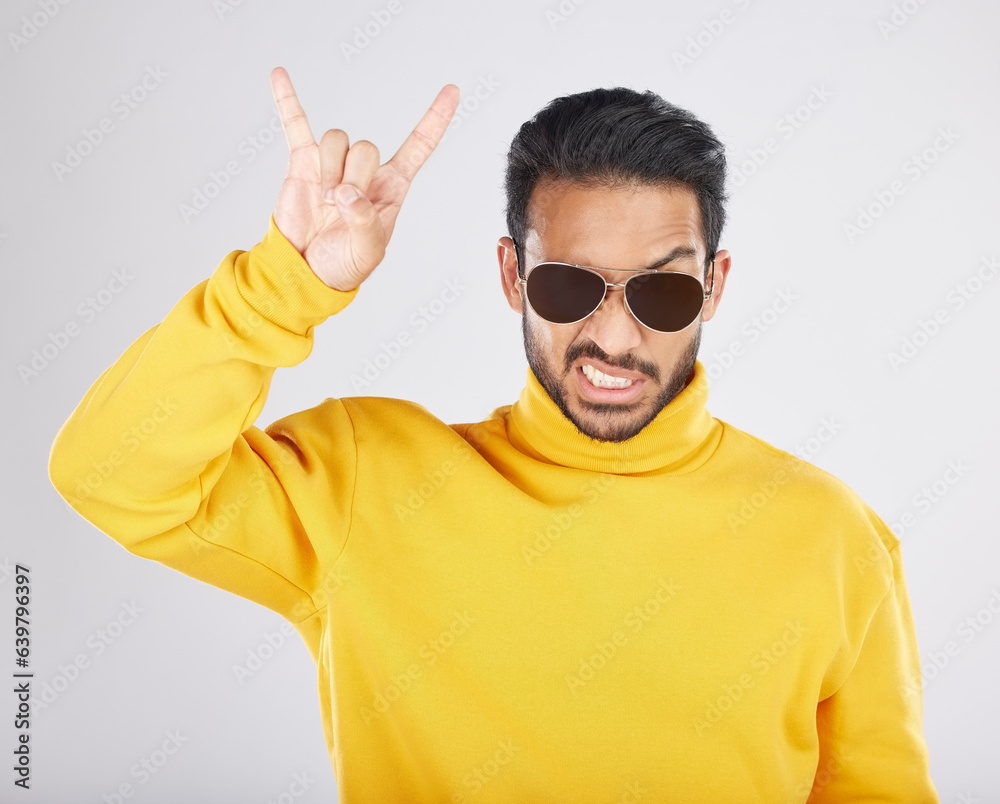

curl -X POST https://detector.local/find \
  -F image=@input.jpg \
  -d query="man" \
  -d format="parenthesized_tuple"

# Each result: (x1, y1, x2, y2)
(49, 67, 939, 802)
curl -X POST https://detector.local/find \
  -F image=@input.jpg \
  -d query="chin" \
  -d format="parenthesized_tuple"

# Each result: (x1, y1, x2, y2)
(569, 398, 652, 443)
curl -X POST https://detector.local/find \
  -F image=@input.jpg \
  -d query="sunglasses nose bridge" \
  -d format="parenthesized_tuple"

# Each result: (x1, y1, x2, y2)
(589, 279, 626, 314)
(585, 278, 649, 339)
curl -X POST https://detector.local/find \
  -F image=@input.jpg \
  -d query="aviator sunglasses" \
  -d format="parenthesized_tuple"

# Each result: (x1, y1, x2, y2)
(519, 258, 715, 334)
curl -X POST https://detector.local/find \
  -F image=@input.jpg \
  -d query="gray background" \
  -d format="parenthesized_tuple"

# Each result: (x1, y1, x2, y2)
(2, 0, 998, 801)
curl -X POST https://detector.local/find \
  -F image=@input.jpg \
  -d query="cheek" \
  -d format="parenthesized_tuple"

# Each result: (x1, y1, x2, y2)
(548, 324, 585, 360)
(526, 311, 557, 348)
(529, 317, 580, 367)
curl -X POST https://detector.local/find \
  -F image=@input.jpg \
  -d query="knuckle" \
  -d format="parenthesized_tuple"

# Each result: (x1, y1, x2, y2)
(410, 127, 435, 150)
(321, 128, 348, 146)
(350, 139, 380, 160)
(385, 159, 412, 182)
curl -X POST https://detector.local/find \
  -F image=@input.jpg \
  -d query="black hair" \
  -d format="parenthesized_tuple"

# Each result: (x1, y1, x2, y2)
(504, 87, 728, 280)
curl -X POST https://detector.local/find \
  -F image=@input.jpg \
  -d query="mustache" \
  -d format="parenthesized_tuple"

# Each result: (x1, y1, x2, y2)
(565, 342, 660, 382)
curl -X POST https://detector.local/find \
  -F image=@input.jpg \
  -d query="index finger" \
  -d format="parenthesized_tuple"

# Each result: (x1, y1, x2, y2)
(386, 84, 460, 182)
(270, 66, 316, 155)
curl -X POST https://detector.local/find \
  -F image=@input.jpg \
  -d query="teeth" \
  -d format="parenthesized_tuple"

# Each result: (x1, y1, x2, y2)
(582, 364, 634, 389)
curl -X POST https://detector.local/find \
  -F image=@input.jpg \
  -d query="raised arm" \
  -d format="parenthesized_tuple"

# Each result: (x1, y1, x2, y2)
(47, 68, 459, 632)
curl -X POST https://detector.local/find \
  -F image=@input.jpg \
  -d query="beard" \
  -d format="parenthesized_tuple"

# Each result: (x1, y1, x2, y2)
(521, 312, 701, 444)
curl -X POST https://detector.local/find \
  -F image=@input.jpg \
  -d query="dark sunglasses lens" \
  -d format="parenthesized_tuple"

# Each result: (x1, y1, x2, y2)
(625, 272, 704, 332)
(526, 263, 606, 324)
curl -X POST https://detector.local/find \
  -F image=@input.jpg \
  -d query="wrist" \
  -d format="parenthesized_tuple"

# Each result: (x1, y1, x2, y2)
(230, 216, 360, 334)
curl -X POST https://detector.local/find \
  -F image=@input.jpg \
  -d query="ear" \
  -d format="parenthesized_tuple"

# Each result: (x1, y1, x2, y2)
(700, 249, 732, 323)
(497, 236, 524, 315)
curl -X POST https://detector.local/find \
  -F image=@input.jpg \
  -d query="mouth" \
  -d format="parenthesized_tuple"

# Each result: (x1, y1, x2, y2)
(575, 363, 646, 403)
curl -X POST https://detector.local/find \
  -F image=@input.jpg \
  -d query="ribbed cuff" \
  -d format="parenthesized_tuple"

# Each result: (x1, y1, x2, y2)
(233, 215, 360, 334)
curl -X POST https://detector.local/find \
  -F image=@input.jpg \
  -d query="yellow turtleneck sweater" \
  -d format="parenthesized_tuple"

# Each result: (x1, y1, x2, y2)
(48, 217, 938, 803)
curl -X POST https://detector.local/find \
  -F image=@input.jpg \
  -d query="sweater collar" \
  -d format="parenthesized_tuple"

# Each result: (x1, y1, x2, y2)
(506, 359, 721, 475)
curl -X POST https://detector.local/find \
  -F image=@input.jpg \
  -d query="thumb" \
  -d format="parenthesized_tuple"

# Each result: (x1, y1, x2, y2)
(330, 183, 386, 271)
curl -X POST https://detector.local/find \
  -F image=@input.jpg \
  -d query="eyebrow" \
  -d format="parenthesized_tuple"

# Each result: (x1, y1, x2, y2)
(638, 246, 700, 271)
(539, 245, 703, 273)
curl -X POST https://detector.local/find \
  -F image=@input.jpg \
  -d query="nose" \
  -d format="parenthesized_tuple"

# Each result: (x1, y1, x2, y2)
(579, 285, 643, 357)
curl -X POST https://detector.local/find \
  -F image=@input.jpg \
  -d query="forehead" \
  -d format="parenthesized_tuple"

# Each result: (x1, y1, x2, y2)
(524, 179, 704, 269)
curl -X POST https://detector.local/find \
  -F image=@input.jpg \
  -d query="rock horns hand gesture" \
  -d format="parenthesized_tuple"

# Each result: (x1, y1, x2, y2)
(270, 67, 460, 292)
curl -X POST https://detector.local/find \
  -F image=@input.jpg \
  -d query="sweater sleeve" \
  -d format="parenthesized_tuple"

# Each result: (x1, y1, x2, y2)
(810, 543, 939, 802)
(47, 216, 359, 627)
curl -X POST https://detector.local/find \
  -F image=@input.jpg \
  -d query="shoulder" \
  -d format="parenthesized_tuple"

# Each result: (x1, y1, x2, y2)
(339, 395, 442, 431)
(335, 396, 509, 443)
(268, 394, 499, 449)
(715, 418, 900, 561)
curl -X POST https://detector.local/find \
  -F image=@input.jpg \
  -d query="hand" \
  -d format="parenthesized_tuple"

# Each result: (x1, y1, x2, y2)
(269, 67, 459, 292)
